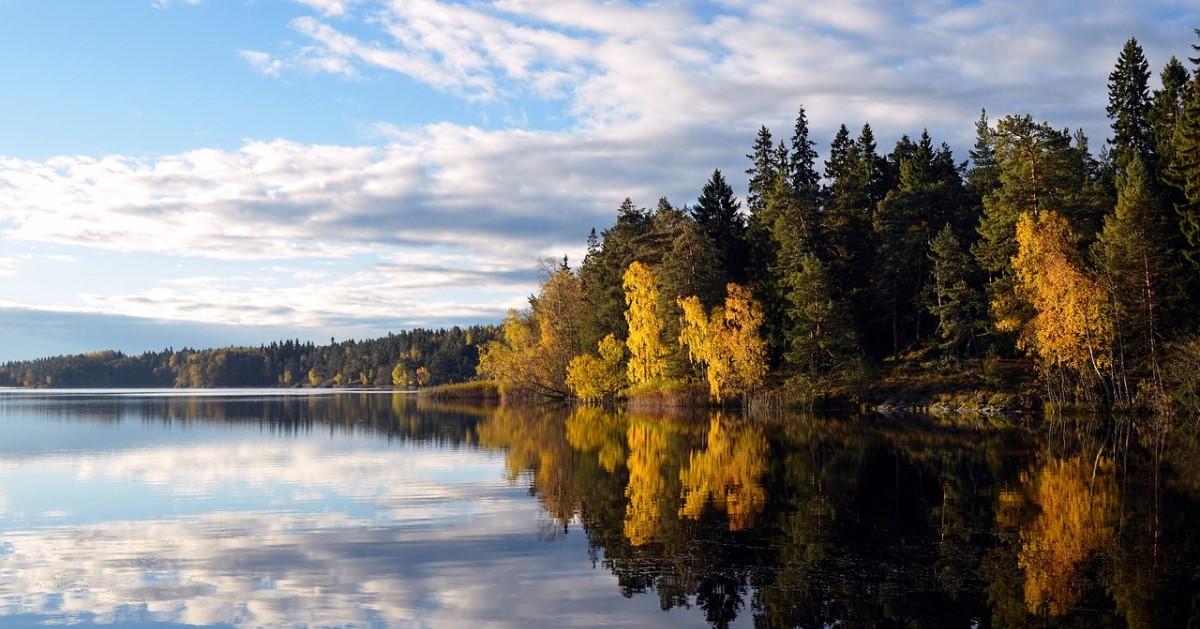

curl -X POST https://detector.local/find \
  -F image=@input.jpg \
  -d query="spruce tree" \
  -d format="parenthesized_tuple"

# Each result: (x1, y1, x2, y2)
(659, 218, 723, 379)
(927, 224, 983, 357)
(1149, 57, 1191, 168)
(778, 250, 861, 387)
(824, 124, 853, 183)
(578, 198, 652, 347)
(967, 109, 1000, 201)
(1107, 37, 1153, 167)
(789, 106, 821, 204)
(821, 123, 881, 341)
(1097, 155, 1170, 396)
(746, 126, 777, 216)
(871, 131, 970, 357)
(1167, 74, 1200, 267)
(691, 169, 747, 282)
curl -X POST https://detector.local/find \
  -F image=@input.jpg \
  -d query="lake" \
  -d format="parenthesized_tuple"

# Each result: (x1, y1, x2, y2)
(0, 390, 1195, 628)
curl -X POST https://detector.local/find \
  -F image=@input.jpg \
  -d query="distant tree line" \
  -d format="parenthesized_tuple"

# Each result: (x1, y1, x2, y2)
(481, 32, 1200, 411)
(0, 326, 495, 388)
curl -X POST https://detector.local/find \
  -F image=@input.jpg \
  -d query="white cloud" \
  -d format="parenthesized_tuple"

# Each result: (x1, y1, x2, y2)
(238, 50, 284, 77)
(4, 0, 1198, 338)
(295, 0, 356, 17)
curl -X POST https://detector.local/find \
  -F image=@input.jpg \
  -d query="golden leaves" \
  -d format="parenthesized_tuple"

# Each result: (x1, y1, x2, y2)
(678, 283, 768, 401)
(1009, 211, 1113, 378)
(623, 261, 669, 386)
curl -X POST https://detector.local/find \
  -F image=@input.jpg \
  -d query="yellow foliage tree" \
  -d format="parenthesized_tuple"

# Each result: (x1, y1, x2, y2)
(391, 363, 407, 387)
(1008, 211, 1113, 394)
(623, 420, 671, 546)
(678, 283, 768, 401)
(1018, 455, 1116, 616)
(623, 261, 668, 385)
(478, 268, 586, 398)
(566, 333, 627, 401)
(679, 416, 767, 530)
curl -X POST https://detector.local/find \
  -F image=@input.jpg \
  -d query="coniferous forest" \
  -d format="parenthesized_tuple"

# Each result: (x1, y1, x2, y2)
(478, 32, 1200, 415)
(0, 327, 494, 388)
(8, 33, 1200, 418)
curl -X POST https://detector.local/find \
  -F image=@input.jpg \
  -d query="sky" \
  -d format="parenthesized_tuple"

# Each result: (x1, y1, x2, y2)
(0, 0, 1197, 361)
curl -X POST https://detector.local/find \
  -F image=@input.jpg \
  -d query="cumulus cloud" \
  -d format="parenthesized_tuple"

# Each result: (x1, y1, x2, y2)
(4, 0, 1198, 346)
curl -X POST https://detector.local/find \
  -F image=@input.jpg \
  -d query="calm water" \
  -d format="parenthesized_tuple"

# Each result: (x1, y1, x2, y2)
(0, 391, 1196, 628)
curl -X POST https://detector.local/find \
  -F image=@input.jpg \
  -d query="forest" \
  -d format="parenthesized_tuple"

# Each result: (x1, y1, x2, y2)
(478, 32, 1200, 414)
(0, 326, 494, 388)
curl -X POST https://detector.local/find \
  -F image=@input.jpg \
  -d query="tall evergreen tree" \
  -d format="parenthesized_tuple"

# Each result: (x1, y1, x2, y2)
(1149, 57, 1191, 167)
(659, 217, 724, 378)
(927, 224, 983, 358)
(1151, 57, 1193, 251)
(1167, 72, 1200, 268)
(746, 126, 777, 216)
(691, 169, 747, 283)
(778, 250, 861, 388)
(824, 124, 853, 183)
(871, 131, 969, 357)
(789, 106, 821, 204)
(1097, 155, 1171, 400)
(967, 109, 1001, 202)
(821, 123, 886, 350)
(578, 198, 653, 347)
(1106, 37, 1154, 167)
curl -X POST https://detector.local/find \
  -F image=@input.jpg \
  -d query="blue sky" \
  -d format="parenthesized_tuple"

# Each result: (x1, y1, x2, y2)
(0, 0, 1197, 361)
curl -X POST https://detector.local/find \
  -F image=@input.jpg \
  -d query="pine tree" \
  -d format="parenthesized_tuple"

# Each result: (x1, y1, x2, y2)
(967, 109, 1000, 201)
(1106, 37, 1153, 167)
(578, 198, 653, 347)
(1149, 57, 1191, 171)
(746, 126, 777, 216)
(789, 106, 821, 204)
(691, 169, 747, 282)
(780, 252, 861, 384)
(821, 123, 880, 343)
(927, 224, 983, 357)
(871, 130, 970, 357)
(824, 124, 853, 183)
(659, 218, 723, 377)
(1097, 155, 1170, 400)
(1167, 73, 1200, 267)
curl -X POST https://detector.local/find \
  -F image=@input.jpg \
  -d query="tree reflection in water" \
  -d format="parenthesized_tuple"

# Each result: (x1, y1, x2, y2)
(475, 403, 1200, 628)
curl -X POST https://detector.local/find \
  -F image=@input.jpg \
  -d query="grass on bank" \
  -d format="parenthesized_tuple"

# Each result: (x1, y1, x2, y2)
(418, 380, 501, 401)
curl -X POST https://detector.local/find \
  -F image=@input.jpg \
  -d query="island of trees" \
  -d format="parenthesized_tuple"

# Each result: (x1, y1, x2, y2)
(478, 32, 1200, 416)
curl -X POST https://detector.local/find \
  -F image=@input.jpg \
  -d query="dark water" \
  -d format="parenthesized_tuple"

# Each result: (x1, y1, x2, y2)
(0, 391, 1196, 628)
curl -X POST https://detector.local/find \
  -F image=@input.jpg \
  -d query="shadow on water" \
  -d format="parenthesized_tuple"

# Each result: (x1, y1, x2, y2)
(0, 391, 1197, 627)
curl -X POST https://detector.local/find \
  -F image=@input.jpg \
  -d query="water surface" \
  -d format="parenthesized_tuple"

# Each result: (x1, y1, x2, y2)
(0, 390, 1195, 627)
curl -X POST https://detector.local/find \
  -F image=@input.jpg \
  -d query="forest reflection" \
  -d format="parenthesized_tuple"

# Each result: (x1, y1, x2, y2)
(4, 392, 1197, 627)
(476, 403, 1200, 628)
